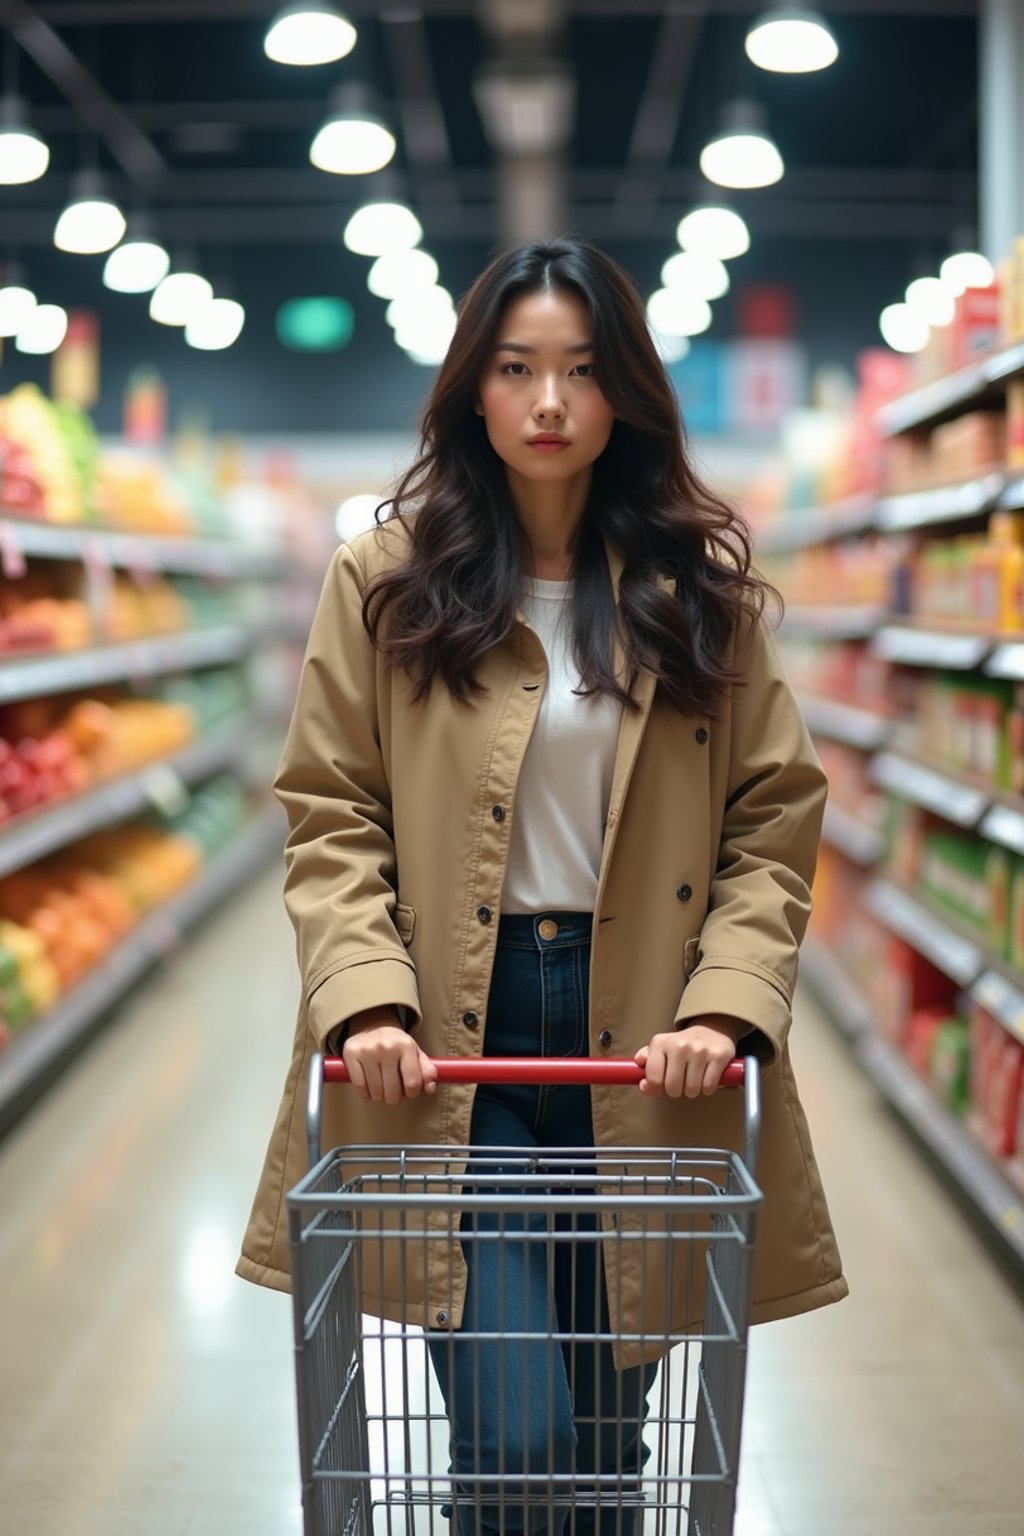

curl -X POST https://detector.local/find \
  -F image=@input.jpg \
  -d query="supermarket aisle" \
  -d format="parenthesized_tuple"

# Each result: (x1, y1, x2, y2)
(1, 869, 1023, 1536)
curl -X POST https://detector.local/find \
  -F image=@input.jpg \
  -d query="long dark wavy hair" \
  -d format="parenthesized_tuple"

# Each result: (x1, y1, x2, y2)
(363, 237, 778, 717)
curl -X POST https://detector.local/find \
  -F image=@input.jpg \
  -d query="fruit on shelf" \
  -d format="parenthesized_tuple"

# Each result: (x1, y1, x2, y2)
(0, 384, 88, 525)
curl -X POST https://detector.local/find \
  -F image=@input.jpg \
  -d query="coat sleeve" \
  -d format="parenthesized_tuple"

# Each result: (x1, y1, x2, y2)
(273, 539, 422, 1051)
(673, 613, 827, 1065)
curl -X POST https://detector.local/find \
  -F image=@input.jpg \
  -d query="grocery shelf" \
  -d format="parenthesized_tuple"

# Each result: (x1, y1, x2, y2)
(971, 967, 1024, 1049)
(0, 714, 268, 878)
(876, 362, 989, 438)
(872, 625, 991, 671)
(797, 693, 891, 751)
(998, 473, 1024, 512)
(979, 800, 1024, 856)
(870, 750, 988, 828)
(0, 801, 285, 1136)
(781, 604, 886, 641)
(875, 471, 1004, 533)
(982, 340, 1024, 384)
(857, 1032, 1024, 1269)
(0, 511, 289, 581)
(985, 641, 1024, 680)
(865, 877, 986, 987)
(0, 623, 287, 704)
(757, 495, 877, 554)
(821, 802, 885, 866)
(800, 933, 874, 1041)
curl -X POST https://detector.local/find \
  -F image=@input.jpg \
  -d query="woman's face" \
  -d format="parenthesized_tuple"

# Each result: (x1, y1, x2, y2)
(475, 288, 616, 480)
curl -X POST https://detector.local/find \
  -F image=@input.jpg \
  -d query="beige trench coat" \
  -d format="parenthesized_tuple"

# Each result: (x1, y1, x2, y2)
(237, 516, 848, 1365)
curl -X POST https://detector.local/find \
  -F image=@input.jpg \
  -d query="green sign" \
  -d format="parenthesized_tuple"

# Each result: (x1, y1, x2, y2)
(277, 297, 354, 352)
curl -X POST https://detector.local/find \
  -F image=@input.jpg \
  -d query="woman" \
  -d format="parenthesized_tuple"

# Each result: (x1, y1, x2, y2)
(238, 238, 847, 1534)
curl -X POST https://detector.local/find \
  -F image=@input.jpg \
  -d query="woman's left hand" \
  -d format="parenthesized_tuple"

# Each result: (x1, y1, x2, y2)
(634, 1015, 747, 1099)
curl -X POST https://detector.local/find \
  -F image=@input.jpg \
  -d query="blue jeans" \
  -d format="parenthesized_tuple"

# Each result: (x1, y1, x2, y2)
(427, 912, 657, 1536)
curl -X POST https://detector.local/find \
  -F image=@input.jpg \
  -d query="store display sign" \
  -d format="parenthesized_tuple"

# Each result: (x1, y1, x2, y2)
(124, 366, 168, 446)
(53, 311, 99, 410)
(667, 342, 726, 434)
(277, 297, 355, 352)
(725, 340, 807, 434)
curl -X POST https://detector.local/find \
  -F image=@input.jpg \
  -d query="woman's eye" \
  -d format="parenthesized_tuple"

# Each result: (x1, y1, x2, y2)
(572, 363, 596, 378)
(501, 361, 528, 376)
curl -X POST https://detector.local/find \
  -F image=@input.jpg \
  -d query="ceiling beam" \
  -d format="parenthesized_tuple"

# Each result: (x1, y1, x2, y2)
(380, 3, 460, 209)
(615, 3, 705, 223)
(31, 0, 979, 21)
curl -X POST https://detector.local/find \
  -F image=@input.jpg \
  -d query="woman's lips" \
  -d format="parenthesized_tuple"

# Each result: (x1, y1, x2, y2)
(528, 439, 570, 452)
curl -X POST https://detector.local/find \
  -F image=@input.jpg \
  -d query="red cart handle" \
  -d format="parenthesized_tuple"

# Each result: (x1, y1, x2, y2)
(321, 1056, 746, 1088)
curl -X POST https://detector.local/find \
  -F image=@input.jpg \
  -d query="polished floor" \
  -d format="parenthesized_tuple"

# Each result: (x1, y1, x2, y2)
(1, 868, 1023, 1536)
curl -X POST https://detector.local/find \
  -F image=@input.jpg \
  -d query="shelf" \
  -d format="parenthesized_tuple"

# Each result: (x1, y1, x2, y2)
(757, 496, 877, 554)
(0, 623, 291, 704)
(876, 363, 988, 438)
(781, 604, 886, 641)
(985, 641, 1024, 680)
(821, 803, 885, 866)
(797, 694, 891, 751)
(875, 471, 1005, 533)
(971, 968, 1024, 1048)
(982, 340, 1024, 385)
(870, 750, 988, 828)
(0, 512, 289, 581)
(0, 714, 268, 878)
(979, 800, 1024, 856)
(0, 802, 285, 1135)
(857, 1033, 1024, 1269)
(865, 878, 986, 987)
(872, 625, 991, 671)
(800, 933, 874, 1041)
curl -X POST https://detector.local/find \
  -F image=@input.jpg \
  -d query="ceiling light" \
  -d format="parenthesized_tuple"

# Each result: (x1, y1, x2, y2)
(905, 276, 955, 328)
(0, 95, 50, 185)
(344, 201, 422, 256)
(385, 285, 454, 332)
(367, 248, 439, 299)
(700, 101, 784, 190)
(54, 171, 126, 254)
(879, 302, 929, 354)
(661, 251, 729, 301)
(265, 2, 357, 66)
(394, 312, 457, 357)
(311, 83, 396, 175)
(185, 297, 246, 350)
(745, 7, 838, 73)
(940, 249, 995, 295)
(150, 269, 213, 326)
(649, 329, 691, 365)
(103, 224, 171, 293)
(677, 206, 750, 261)
(646, 288, 712, 338)
(15, 303, 68, 354)
(0, 270, 37, 337)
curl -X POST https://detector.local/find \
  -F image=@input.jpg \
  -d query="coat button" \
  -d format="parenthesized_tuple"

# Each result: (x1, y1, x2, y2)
(492, 805, 506, 822)
(695, 727, 708, 745)
(463, 1011, 479, 1028)
(677, 884, 692, 901)
(435, 1310, 448, 1325)
(599, 1029, 612, 1048)
(477, 905, 493, 924)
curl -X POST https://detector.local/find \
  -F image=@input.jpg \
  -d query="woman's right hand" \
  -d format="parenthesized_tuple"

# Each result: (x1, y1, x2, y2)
(341, 1009, 438, 1104)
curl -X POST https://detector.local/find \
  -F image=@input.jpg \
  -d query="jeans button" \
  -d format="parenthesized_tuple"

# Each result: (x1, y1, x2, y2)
(599, 1029, 612, 1048)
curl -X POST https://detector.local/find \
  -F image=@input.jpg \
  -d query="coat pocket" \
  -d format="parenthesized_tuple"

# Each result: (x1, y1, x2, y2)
(683, 935, 702, 979)
(394, 903, 417, 945)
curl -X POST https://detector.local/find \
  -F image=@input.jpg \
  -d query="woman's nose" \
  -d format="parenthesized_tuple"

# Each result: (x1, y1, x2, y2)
(534, 378, 565, 416)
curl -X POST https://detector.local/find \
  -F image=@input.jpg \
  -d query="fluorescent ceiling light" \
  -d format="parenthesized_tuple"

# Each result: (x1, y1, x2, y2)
(646, 288, 712, 338)
(104, 238, 171, 294)
(15, 303, 68, 354)
(677, 206, 750, 261)
(649, 328, 691, 365)
(745, 8, 838, 74)
(185, 298, 246, 350)
(0, 283, 37, 337)
(661, 251, 729, 301)
(385, 285, 454, 332)
(905, 276, 955, 328)
(879, 302, 929, 354)
(940, 250, 995, 295)
(344, 201, 422, 256)
(150, 270, 213, 326)
(54, 172, 126, 254)
(700, 101, 783, 190)
(367, 248, 439, 299)
(265, 3, 357, 66)
(0, 96, 49, 184)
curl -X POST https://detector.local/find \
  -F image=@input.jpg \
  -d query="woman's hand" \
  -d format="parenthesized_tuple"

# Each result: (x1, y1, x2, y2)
(342, 1008, 438, 1105)
(634, 1015, 746, 1099)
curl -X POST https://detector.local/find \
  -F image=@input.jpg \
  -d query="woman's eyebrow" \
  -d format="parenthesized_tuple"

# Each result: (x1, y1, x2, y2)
(492, 341, 594, 354)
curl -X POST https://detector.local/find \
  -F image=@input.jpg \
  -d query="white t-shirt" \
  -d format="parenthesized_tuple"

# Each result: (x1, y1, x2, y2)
(501, 577, 624, 915)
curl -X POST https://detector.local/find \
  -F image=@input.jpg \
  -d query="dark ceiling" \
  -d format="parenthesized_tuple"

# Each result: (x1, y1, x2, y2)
(0, 0, 980, 434)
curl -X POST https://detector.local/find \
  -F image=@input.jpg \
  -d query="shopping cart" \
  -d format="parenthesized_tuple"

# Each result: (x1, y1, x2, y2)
(288, 1055, 763, 1536)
